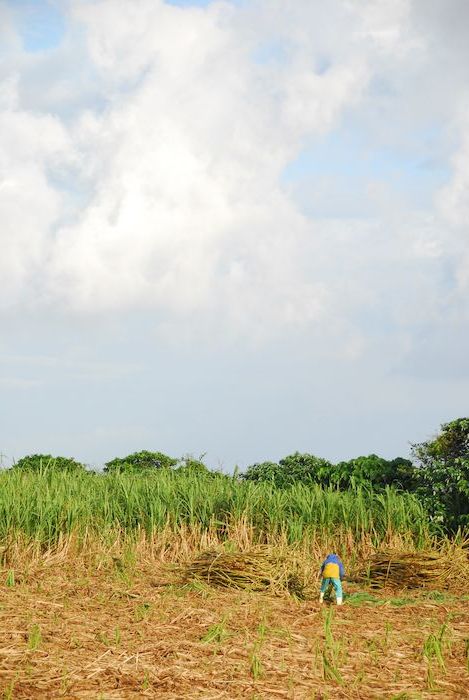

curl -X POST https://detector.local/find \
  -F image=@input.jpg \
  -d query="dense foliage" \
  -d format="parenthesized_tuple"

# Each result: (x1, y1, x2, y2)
(241, 454, 333, 488)
(241, 420, 469, 532)
(411, 417, 469, 531)
(242, 452, 414, 491)
(333, 455, 415, 490)
(4, 418, 468, 534)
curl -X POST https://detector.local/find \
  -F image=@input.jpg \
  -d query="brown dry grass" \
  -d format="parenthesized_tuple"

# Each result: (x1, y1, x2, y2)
(0, 542, 468, 699)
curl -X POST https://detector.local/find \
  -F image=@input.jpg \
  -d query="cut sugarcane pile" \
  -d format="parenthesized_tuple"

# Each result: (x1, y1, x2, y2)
(367, 543, 468, 590)
(184, 548, 308, 597)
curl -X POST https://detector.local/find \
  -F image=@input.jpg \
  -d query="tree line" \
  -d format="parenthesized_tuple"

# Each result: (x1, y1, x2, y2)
(5, 418, 469, 533)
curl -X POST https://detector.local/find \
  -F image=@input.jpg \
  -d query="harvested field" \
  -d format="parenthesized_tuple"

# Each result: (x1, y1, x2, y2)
(1, 549, 468, 699)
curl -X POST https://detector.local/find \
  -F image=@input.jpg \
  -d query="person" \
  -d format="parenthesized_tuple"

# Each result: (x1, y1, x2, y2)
(319, 553, 345, 605)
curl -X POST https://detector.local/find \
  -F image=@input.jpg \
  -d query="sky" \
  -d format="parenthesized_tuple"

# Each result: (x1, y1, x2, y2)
(0, 0, 468, 470)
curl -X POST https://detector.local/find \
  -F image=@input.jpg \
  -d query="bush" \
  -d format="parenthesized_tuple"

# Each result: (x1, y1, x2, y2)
(242, 453, 333, 488)
(12, 454, 86, 472)
(104, 450, 177, 473)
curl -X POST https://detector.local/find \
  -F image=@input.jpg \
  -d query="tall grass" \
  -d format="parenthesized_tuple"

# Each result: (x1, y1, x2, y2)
(0, 468, 430, 549)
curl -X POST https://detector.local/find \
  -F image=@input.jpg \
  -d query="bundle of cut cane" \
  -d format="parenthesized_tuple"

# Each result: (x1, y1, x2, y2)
(366, 543, 468, 590)
(184, 548, 308, 597)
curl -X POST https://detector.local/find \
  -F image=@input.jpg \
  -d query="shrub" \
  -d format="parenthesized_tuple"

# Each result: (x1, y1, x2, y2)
(12, 454, 85, 472)
(104, 450, 177, 473)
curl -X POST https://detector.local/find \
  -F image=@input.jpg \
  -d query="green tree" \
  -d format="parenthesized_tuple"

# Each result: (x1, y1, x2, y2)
(12, 454, 86, 472)
(411, 418, 469, 532)
(333, 455, 415, 490)
(104, 450, 177, 473)
(242, 453, 333, 488)
(243, 452, 414, 491)
(279, 452, 333, 486)
(241, 461, 284, 485)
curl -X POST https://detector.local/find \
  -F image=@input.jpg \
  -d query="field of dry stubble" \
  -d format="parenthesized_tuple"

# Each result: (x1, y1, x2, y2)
(0, 549, 468, 699)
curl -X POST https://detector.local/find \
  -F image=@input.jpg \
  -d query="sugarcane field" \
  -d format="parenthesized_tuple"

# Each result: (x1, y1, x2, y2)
(0, 445, 468, 699)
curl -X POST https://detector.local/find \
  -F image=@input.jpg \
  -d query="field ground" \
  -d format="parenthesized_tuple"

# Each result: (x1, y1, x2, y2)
(0, 555, 468, 699)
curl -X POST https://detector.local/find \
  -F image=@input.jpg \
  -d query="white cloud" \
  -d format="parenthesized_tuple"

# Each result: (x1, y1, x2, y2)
(0, 79, 73, 309)
(1, 0, 468, 350)
(41, 0, 375, 326)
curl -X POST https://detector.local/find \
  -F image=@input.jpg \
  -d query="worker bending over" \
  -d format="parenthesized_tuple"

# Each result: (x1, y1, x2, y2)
(319, 553, 345, 605)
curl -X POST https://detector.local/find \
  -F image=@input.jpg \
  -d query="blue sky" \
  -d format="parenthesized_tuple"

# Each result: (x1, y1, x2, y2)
(1, 0, 468, 469)
(10, 0, 65, 52)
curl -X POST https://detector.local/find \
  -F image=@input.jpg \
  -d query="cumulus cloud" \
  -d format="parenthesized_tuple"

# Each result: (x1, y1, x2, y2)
(0, 79, 73, 308)
(45, 0, 374, 324)
(1, 0, 468, 350)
